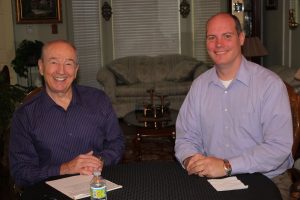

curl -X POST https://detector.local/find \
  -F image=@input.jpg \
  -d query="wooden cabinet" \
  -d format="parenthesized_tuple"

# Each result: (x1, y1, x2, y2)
(228, 0, 261, 37)
(229, 0, 263, 64)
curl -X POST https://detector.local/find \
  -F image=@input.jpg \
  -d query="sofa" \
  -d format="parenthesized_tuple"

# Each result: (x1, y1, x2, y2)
(97, 54, 210, 118)
(267, 65, 300, 93)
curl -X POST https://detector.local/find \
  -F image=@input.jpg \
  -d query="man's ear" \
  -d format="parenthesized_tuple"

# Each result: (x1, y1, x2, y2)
(38, 59, 44, 76)
(74, 64, 79, 79)
(239, 31, 246, 46)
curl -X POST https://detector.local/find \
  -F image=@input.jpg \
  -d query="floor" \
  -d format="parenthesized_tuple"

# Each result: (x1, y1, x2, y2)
(0, 165, 16, 200)
(120, 118, 175, 163)
(0, 119, 175, 200)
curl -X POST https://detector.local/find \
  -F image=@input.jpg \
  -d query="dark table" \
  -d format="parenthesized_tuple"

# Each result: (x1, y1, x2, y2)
(21, 160, 282, 200)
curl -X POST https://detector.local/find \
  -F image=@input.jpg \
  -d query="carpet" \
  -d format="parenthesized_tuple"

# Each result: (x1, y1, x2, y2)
(119, 119, 175, 163)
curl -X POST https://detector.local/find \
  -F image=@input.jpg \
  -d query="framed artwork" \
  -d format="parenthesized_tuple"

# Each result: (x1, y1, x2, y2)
(266, 0, 278, 10)
(16, 0, 62, 24)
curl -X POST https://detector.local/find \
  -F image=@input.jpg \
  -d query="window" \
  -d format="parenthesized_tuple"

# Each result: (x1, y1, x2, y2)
(112, 0, 180, 58)
(193, 0, 221, 63)
(71, 0, 102, 89)
(70, 0, 222, 88)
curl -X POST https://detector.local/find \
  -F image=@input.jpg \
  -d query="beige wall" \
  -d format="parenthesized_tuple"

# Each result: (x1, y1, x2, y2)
(263, 0, 286, 67)
(0, 0, 16, 84)
(263, 0, 300, 69)
(291, 0, 300, 68)
(12, 0, 69, 46)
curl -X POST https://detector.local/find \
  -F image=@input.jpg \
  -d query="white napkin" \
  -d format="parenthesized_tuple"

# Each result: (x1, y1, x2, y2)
(207, 176, 248, 191)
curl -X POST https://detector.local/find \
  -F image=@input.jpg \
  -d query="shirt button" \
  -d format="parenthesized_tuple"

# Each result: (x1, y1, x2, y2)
(224, 108, 228, 112)
(226, 144, 230, 148)
(225, 126, 229, 129)
(224, 91, 228, 94)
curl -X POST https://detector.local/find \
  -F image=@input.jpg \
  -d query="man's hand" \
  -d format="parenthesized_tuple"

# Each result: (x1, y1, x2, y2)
(184, 153, 226, 178)
(60, 151, 104, 175)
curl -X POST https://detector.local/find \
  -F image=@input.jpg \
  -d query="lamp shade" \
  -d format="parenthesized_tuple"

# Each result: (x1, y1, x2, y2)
(242, 37, 268, 58)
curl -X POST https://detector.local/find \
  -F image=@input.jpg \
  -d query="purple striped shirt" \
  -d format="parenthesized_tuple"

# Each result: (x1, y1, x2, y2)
(9, 85, 124, 187)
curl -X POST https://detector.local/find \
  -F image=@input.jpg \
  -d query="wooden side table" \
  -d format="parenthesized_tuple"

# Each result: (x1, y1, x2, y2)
(123, 109, 178, 161)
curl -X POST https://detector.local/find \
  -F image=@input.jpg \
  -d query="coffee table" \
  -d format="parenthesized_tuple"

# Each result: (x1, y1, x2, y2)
(123, 109, 178, 161)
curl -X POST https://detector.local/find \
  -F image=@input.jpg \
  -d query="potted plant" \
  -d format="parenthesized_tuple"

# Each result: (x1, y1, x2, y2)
(0, 66, 25, 170)
(0, 40, 43, 169)
(11, 39, 43, 78)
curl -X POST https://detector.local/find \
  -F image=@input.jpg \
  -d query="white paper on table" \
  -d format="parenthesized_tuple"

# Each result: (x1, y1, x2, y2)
(207, 176, 248, 191)
(46, 175, 122, 200)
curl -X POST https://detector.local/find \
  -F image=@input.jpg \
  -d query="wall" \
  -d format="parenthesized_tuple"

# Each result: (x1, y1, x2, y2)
(291, 0, 300, 68)
(292, 26, 300, 68)
(12, 0, 69, 45)
(99, 0, 114, 66)
(263, 0, 286, 67)
(11, 0, 69, 86)
(263, 0, 300, 69)
(0, 0, 16, 83)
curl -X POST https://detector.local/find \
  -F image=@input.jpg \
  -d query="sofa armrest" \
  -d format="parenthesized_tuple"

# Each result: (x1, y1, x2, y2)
(193, 63, 211, 79)
(290, 179, 300, 199)
(97, 68, 116, 102)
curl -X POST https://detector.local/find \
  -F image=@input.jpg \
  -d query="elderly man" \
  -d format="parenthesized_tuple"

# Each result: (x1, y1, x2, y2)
(10, 40, 124, 187)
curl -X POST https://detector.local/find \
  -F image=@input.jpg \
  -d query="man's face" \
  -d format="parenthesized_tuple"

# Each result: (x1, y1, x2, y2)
(206, 14, 245, 68)
(38, 42, 78, 95)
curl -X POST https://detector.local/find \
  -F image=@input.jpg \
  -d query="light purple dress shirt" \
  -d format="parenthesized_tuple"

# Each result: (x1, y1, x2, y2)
(175, 57, 294, 178)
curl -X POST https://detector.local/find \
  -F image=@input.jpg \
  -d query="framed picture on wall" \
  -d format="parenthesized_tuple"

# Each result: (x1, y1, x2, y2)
(266, 0, 278, 10)
(16, 0, 62, 24)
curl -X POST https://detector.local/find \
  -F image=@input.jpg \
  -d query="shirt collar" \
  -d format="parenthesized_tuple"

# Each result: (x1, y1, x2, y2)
(209, 56, 251, 87)
(40, 84, 84, 111)
(71, 84, 84, 107)
(235, 56, 251, 87)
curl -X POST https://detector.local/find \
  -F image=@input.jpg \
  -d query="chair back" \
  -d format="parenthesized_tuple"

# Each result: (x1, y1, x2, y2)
(22, 87, 43, 104)
(0, 65, 10, 84)
(284, 82, 300, 159)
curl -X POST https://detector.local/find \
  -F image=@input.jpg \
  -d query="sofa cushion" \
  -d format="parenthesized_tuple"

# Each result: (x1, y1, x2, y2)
(108, 63, 139, 84)
(268, 65, 298, 84)
(115, 81, 191, 97)
(194, 62, 211, 79)
(155, 81, 192, 95)
(116, 83, 155, 97)
(166, 60, 200, 81)
(136, 61, 171, 83)
(295, 68, 300, 80)
(268, 65, 300, 94)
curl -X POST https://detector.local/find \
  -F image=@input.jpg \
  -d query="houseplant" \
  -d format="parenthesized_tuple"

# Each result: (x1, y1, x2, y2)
(0, 66, 25, 170)
(11, 39, 43, 78)
(1, 39, 43, 167)
(1, 39, 44, 170)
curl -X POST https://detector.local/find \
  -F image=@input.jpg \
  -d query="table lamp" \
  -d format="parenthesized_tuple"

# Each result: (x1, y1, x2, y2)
(242, 36, 268, 61)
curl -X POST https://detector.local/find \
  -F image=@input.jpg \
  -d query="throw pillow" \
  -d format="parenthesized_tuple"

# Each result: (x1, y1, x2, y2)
(295, 68, 300, 80)
(108, 63, 138, 84)
(135, 60, 171, 83)
(135, 62, 154, 83)
(166, 60, 199, 81)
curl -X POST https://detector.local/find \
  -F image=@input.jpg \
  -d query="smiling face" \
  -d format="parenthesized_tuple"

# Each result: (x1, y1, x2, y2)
(206, 13, 245, 70)
(38, 41, 79, 97)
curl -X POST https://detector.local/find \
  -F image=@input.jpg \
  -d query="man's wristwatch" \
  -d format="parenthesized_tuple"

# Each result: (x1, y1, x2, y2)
(223, 159, 232, 176)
